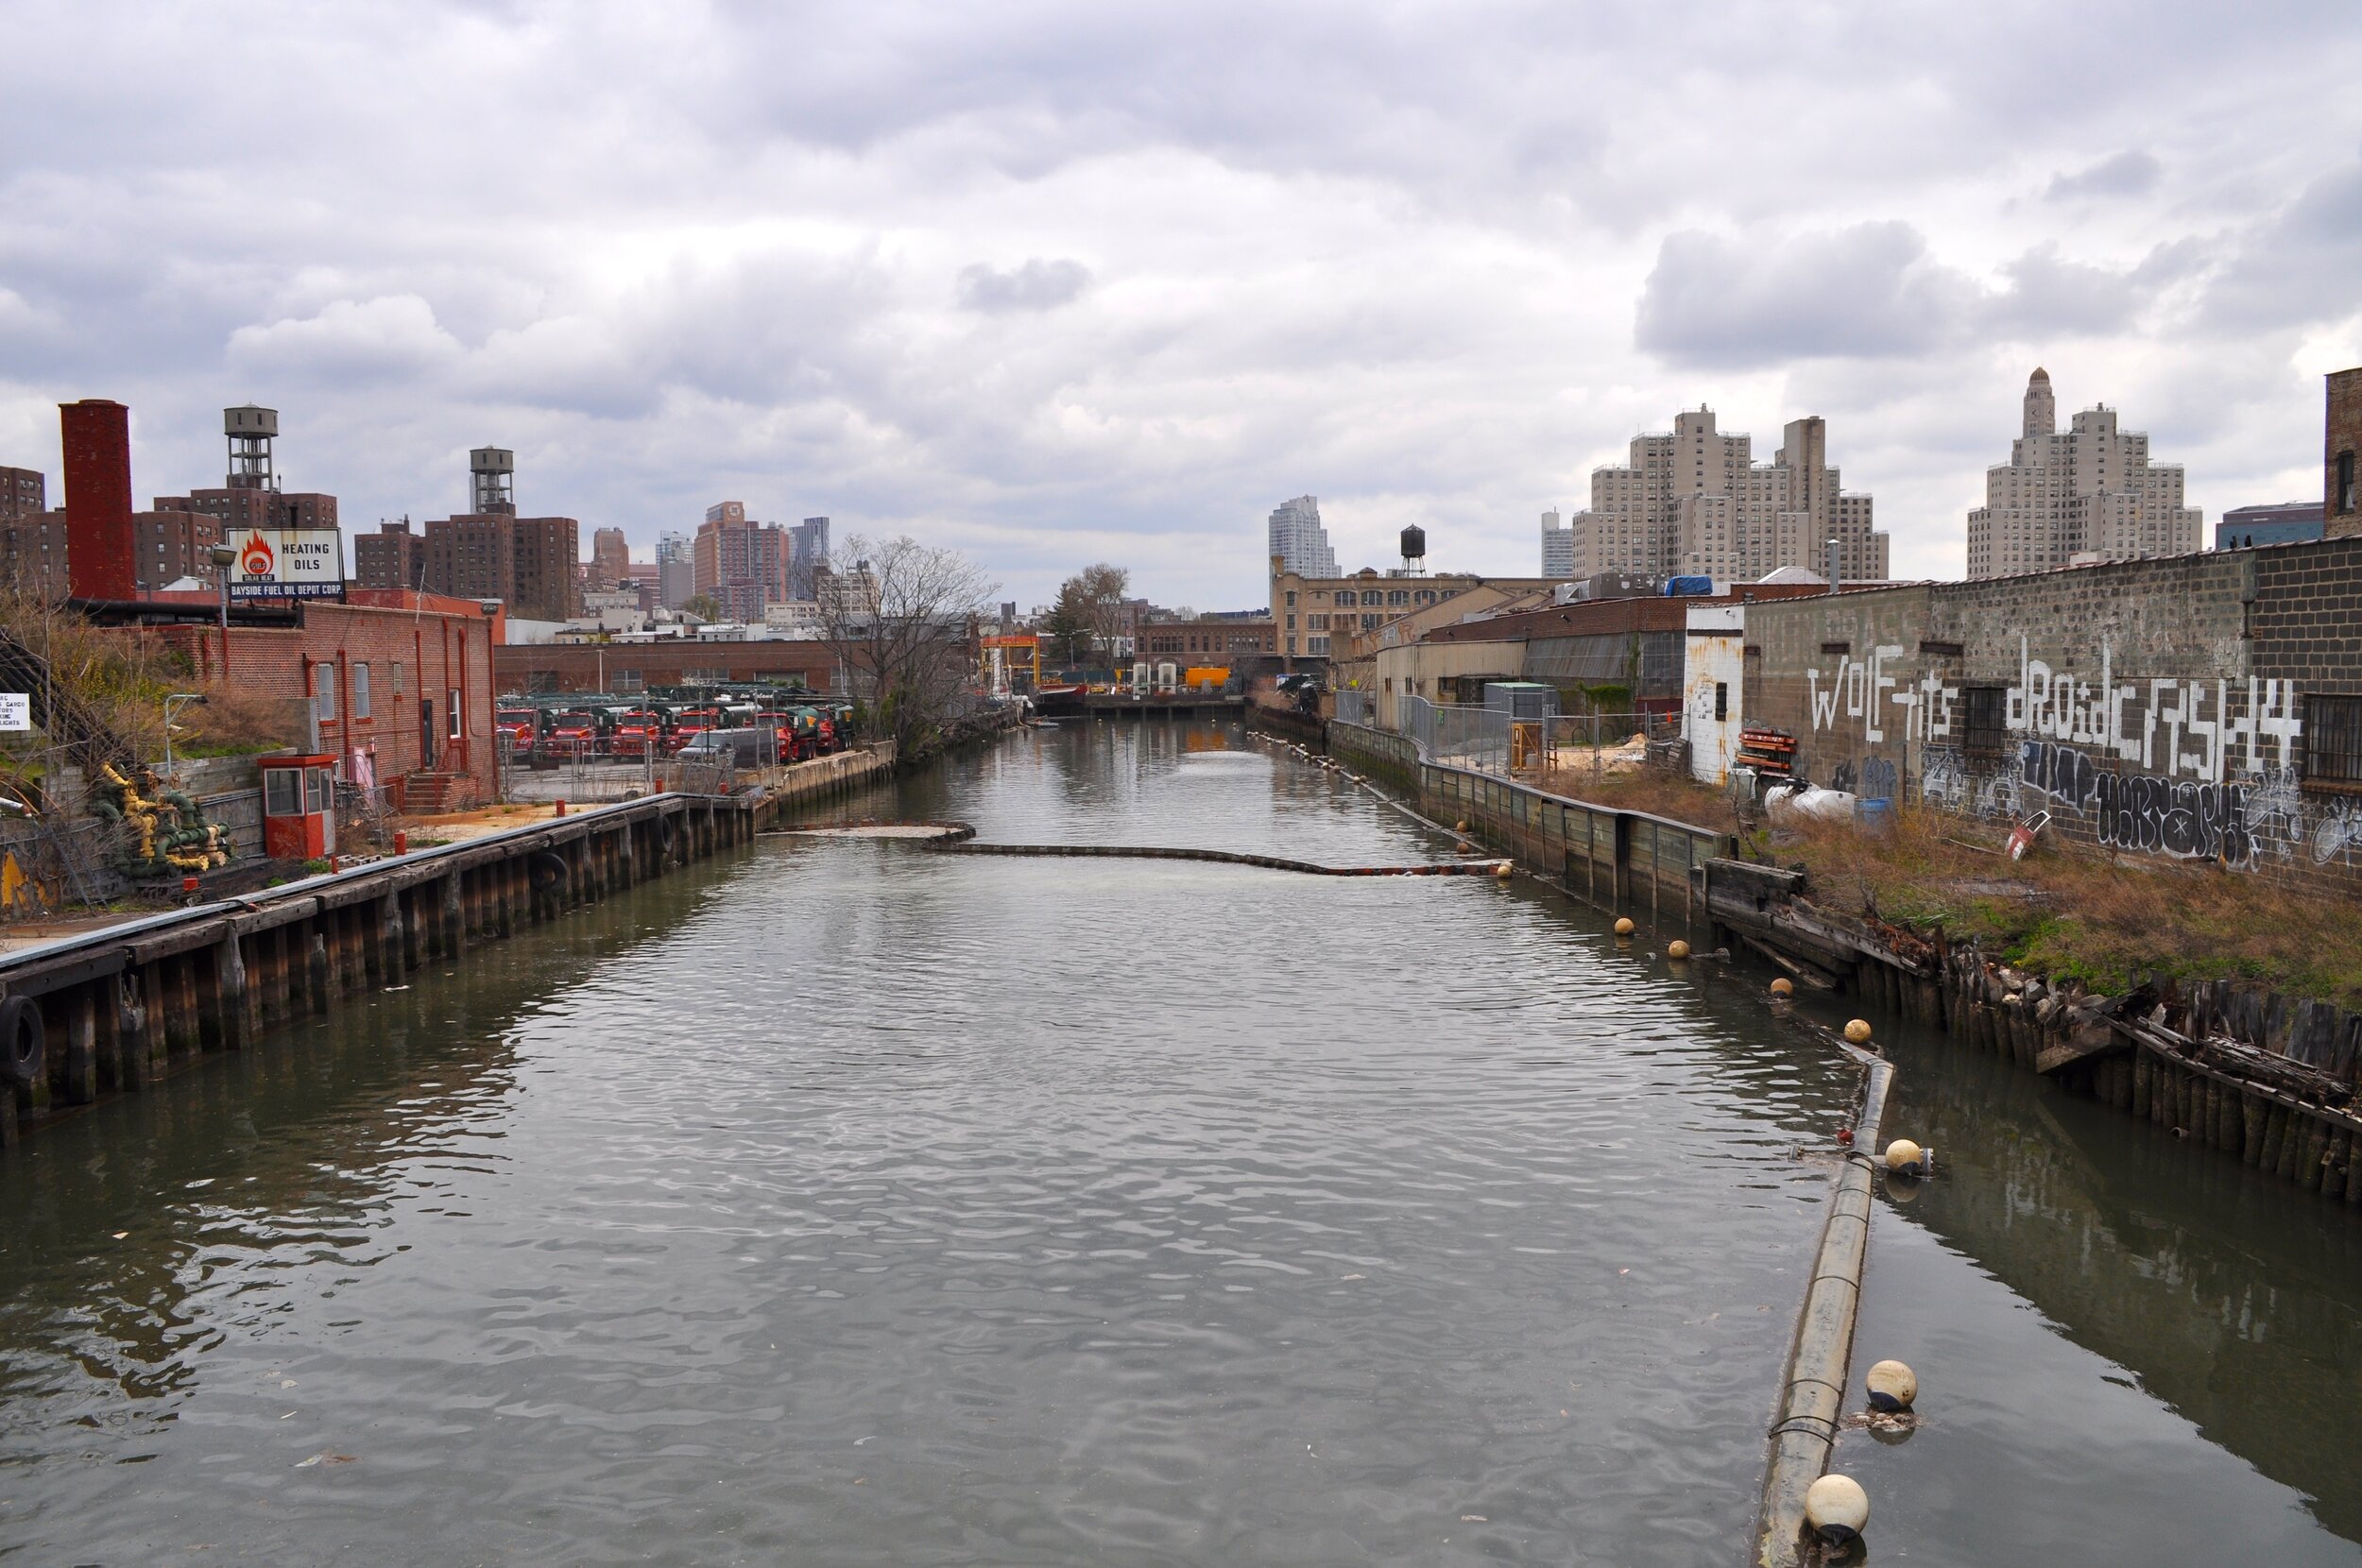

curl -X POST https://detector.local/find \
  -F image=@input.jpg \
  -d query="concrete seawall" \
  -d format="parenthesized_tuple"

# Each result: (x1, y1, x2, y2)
(0, 743, 899, 1148)
(1326, 717, 1726, 921)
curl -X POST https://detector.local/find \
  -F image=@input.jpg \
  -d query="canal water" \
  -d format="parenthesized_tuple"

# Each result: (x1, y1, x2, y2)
(0, 722, 2354, 1564)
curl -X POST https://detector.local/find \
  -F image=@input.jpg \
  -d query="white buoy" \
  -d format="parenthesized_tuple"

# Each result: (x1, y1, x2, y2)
(1884, 1138, 1925, 1177)
(1865, 1358, 1918, 1412)
(1614, 917, 1635, 936)
(1843, 1018, 1874, 1045)
(1804, 1473, 1870, 1548)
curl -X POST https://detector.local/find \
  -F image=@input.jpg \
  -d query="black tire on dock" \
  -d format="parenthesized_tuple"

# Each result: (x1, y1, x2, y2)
(0, 995, 43, 1089)
(528, 850, 570, 893)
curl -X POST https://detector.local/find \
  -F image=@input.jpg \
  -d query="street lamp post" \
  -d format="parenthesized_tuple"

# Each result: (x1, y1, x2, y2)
(208, 542, 237, 678)
(163, 692, 207, 784)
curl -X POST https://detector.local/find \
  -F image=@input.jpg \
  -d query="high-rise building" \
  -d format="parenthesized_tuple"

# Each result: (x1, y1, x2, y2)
(1267, 496, 1338, 578)
(590, 526, 630, 589)
(1, 467, 43, 520)
(417, 449, 577, 620)
(0, 467, 59, 595)
(1966, 368, 2202, 578)
(1559, 408, 1885, 584)
(354, 520, 428, 589)
(1541, 509, 1574, 576)
(789, 516, 830, 600)
(693, 503, 790, 622)
(656, 530, 694, 609)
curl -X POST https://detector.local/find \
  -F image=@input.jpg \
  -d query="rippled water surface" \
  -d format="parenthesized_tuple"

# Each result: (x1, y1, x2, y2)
(0, 724, 1860, 1565)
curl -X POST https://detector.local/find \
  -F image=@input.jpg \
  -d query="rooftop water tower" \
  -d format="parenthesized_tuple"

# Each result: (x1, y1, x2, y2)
(1399, 524, 1427, 577)
(471, 446, 515, 515)
(225, 404, 280, 492)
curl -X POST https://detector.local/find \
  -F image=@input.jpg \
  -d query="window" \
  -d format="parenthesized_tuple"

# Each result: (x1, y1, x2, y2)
(2340, 452, 2356, 516)
(352, 662, 371, 720)
(265, 768, 300, 816)
(389, 661, 403, 695)
(312, 663, 335, 722)
(1308, 614, 1328, 630)
(447, 690, 463, 740)
(1715, 682, 1728, 722)
(1387, 589, 1408, 606)
(613, 671, 643, 692)
(1284, 591, 1296, 606)
(2302, 693, 2362, 791)
(1960, 685, 2008, 757)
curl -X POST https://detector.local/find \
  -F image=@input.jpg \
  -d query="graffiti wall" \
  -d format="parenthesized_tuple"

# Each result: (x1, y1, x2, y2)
(1740, 549, 2362, 888)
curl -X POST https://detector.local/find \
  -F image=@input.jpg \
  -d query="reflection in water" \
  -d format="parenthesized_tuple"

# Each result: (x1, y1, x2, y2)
(1, 722, 2350, 1562)
(1842, 1008, 2362, 1559)
(0, 724, 1857, 1564)
(0, 890, 687, 1432)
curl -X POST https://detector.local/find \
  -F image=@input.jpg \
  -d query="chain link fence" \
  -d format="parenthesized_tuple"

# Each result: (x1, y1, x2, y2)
(1399, 696, 1679, 781)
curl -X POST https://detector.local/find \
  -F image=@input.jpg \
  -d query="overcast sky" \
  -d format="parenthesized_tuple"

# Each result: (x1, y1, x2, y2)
(5, 1, 2360, 609)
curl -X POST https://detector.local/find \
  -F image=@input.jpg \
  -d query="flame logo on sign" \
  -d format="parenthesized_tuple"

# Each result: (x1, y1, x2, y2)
(239, 531, 274, 578)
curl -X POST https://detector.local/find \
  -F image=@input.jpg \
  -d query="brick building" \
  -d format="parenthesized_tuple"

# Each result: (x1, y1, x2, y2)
(0, 467, 41, 519)
(417, 512, 579, 621)
(693, 502, 789, 622)
(2327, 366, 2362, 540)
(1136, 615, 1276, 663)
(494, 636, 838, 695)
(131, 508, 223, 589)
(127, 592, 501, 810)
(590, 526, 630, 589)
(1740, 537, 2362, 890)
(151, 486, 336, 536)
(353, 520, 428, 590)
(0, 466, 58, 592)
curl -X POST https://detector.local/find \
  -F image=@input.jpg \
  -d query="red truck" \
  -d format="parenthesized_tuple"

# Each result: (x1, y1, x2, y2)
(496, 707, 538, 757)
(544, 708, 602, 756)
(666, 707, 722, 755)
(610, 709, 664, 758)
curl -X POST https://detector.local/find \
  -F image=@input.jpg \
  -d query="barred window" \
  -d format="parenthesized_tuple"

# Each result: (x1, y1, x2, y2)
(1960, 685, 2008, 757)
(2302, 693, 2362, 791)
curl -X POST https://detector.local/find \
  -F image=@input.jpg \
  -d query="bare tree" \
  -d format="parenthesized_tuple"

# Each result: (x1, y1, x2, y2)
(1044, 563, 1129, 668)
(819, 536, 998, 761)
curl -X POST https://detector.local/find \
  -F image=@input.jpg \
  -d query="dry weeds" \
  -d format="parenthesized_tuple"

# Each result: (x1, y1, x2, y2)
(1777, 805, 2362, 1010)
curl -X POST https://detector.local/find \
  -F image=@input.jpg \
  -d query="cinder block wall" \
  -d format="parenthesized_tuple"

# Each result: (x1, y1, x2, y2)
(1741, 539, 2362, 890)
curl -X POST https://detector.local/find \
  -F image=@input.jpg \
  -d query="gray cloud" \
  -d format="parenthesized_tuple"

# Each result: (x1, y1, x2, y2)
(1635, 223, 1977, 367)
(2045, 150, 2162, 202)
(0, 1, 2357, 600)
(957, 258, 1092, 314)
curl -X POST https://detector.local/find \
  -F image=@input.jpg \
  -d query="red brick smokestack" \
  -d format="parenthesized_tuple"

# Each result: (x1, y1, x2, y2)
(60, 399, 138, 601)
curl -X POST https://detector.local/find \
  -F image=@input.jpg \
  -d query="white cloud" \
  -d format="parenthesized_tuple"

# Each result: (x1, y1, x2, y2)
(227, 296, 461, 381)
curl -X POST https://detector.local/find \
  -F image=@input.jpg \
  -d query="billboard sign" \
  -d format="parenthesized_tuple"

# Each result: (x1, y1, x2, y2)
(229, 528, 346, 603)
